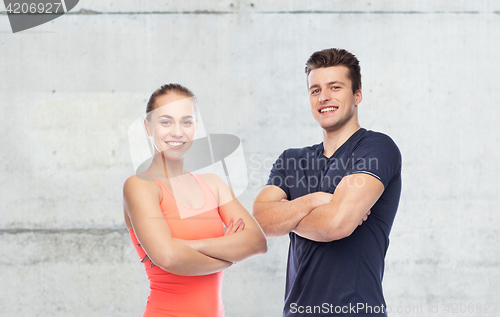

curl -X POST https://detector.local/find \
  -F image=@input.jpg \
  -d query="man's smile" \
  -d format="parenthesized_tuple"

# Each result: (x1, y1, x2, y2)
(318, 106, 339, 114)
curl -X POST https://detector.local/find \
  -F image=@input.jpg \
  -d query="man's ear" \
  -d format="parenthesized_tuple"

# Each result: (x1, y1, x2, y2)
(354, 89, 362, 106)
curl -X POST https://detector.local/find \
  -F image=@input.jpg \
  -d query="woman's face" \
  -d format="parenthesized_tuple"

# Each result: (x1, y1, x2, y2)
(145, 92, 197, 161)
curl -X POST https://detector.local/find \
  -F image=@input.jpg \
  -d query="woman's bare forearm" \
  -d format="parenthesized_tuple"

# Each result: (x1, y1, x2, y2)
(180, 229, 267, 263)
(155, 240, 233, 276)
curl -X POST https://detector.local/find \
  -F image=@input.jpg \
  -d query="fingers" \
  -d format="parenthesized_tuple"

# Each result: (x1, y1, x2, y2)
(236, 220, 245, 232)
(141, 254, 156, 268)
(363, 210, 371, 221)
(358, 210, 372, 226)
(224, 221, 234, 236)
(224, 218, 245, 236)
(234, 218, 244, 232)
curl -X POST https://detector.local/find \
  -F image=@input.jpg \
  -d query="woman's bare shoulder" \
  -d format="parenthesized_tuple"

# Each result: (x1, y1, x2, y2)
(123, 174, 160, 198)
(196, 173, 226, 197)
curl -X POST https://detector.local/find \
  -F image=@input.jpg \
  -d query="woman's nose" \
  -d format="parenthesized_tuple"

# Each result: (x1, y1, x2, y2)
(170, 124, 184, 137)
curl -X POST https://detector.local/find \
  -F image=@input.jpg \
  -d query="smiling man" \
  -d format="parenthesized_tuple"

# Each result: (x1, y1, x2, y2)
(253, 48, 402, 317)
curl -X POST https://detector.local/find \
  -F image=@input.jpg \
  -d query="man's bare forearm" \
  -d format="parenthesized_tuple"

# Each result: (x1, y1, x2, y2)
(253, 193, 325, 237)
(293, 204, 343, 242)
(294, 201, 374, 242)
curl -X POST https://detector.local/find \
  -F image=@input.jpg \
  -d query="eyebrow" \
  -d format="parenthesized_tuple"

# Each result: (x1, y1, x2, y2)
(308, 81, 346, 90)
(157, 115, 194, 120)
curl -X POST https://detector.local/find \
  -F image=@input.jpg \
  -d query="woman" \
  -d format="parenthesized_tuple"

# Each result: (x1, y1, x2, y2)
(123, 84, 267, 316)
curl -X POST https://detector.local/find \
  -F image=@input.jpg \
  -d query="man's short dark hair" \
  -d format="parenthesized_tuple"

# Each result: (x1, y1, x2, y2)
(305, 48, 361, 94)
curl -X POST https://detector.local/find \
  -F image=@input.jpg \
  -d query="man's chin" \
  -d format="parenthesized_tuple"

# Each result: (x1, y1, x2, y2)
(318, 121, 341, 131)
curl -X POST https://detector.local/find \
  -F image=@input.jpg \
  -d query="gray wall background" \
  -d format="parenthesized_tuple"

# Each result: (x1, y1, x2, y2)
(1, 1, 499, 316)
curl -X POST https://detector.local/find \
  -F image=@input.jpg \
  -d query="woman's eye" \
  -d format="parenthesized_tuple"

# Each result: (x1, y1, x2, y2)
(183, 121, 193, 125)
(161, 121, 171, 125)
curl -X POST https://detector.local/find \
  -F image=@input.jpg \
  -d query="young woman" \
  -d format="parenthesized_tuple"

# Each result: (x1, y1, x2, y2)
(123, 84, 267, 317)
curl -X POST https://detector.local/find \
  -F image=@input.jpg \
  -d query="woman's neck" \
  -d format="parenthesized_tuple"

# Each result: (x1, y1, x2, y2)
(149, 152, 186, 178)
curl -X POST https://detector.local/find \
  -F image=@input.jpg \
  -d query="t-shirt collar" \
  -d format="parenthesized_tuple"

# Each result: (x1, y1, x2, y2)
(315, 127, 366, 159)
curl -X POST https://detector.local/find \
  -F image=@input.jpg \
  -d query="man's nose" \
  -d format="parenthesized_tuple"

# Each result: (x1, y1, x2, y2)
(318, 90, 330, 103)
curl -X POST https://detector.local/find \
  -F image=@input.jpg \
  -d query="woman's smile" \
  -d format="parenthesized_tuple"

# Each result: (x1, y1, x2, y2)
(165, 140, 187, 149)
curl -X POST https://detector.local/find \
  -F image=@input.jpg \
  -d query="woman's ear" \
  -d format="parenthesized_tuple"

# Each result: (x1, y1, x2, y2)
(144, 118, 152, 137)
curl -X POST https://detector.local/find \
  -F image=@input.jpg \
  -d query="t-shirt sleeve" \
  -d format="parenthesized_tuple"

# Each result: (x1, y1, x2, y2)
(344, 134, 402, 188)
(265, 151, 291, 200)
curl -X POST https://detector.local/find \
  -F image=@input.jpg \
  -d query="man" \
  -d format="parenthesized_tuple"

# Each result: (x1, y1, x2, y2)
(253, 48, 402, 317)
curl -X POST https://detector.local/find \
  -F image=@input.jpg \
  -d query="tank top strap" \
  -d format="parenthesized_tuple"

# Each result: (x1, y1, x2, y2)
(140, 170, 159, 181)
(140, 171, 219, 210)
(189, 173, 219, 209)
(139, 171, 169, 198)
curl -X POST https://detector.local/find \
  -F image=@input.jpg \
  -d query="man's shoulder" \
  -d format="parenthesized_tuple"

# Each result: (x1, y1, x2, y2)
(358, 129, 400, 151)
(354, 129, 402, 174)
(361, 128, 396, 143)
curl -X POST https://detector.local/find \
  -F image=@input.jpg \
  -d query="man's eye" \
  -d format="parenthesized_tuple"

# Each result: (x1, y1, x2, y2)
(312, 89, 320, 94)
(332, 86, 340, 90)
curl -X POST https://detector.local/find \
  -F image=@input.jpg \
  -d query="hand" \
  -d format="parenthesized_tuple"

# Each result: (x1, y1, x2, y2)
(135, 244, 156, 268)
(358, 209, 371, 226)
(224, 218, 245, 236)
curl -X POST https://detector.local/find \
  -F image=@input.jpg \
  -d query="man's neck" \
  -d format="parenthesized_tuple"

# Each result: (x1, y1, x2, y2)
(322, 121, 361, 158)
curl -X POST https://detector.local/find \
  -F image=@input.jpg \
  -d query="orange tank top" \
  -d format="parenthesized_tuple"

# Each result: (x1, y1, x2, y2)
(129, 171, 225, 317)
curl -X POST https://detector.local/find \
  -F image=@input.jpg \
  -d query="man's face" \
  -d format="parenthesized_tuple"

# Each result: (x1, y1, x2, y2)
(307, 66, 362, 132)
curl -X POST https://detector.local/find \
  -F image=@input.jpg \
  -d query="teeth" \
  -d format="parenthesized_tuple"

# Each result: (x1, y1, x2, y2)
(166, 142, 183, 146)
(320, 107, 337, 113)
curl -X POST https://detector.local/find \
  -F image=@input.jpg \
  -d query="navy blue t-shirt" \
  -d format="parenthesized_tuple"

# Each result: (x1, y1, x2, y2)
(266, 128, 402, 317)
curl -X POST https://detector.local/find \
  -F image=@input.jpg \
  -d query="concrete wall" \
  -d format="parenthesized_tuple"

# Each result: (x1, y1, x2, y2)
(1, 1, 499, 316)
